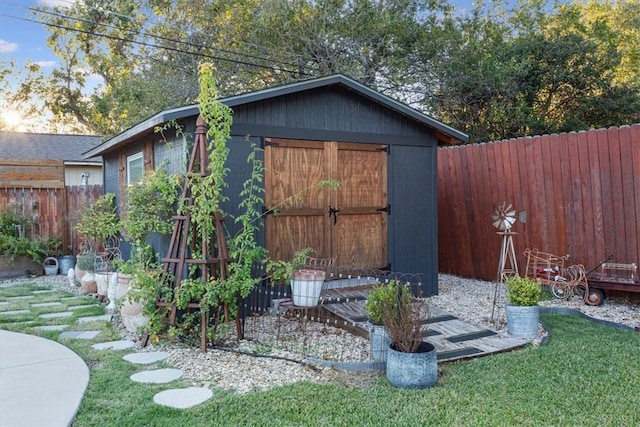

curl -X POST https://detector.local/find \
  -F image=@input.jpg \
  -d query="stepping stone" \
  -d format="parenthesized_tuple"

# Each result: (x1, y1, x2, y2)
(76, 314, 112, 323)
(0, 301, 10, 306)
(92, 340, 136, 350)
(39, 312, 73, 319)
(6, 295, 34, 300)
(59, 330, 101, 339)
(31, 302, 63, 308)
(35, 324, 69, 331)
(60, 296, 86, 301)
(130, 368, 183, 384)
(123, 351, 170, 365)
(1, 310, 31, 315)
(67, 304, 100, 311)
(153, 387, 212, 409)
(32, 290, 56, 294)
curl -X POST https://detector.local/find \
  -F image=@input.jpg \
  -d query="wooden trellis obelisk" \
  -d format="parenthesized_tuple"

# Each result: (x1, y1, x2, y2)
(152, 115, 230, 351)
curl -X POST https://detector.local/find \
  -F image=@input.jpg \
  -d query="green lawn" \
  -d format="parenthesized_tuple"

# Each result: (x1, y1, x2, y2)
(1, 284, 639, 426)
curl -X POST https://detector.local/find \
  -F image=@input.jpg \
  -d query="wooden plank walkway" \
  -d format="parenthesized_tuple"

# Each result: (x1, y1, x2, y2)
(318, 285, 529, 362)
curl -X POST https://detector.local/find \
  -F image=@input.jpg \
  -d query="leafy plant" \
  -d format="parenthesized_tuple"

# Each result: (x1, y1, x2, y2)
(381, 280, 426, 353)
(0, 210, 29, 237)
(75, 251, 97, 273)
(364, 281, 399, 325)
(506, 275, 541, 306)
(76, 193, 120, 252)
(265, 247, 315, 283)
(121, 162, 179, 247)
(0, 211, 61, 262)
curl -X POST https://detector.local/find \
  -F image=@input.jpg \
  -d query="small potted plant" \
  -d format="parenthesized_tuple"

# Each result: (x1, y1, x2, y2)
(265, 248, 327, 307)
(505, 275, 541, 338)
(363, 282, 396, 362)
(381, 280, 438, 389)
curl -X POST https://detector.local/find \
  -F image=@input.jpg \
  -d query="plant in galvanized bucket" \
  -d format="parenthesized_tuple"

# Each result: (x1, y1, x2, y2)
(364, 282, 397, 362)
(505, 275, 541, 338)
(265, 248, 328, 307)
(381, 280, 437, 388)
(506, 274, 541, 306)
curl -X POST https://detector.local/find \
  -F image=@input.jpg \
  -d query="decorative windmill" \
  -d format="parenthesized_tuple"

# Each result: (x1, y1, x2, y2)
(491, 202, 519, 321)
(493, 201, 518, 282)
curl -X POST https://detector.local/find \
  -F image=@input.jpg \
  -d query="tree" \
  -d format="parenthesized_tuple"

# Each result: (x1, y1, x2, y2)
(32, 0, 447, 137)
(421, 0, 640, 142)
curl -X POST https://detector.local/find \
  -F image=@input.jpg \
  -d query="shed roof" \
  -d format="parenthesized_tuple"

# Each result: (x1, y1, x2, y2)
(85, 74, 468, 158)
(0, 131, 102, 163)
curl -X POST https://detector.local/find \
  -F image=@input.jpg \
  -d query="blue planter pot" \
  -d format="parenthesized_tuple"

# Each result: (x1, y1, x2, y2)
(386, 341, 438, 389)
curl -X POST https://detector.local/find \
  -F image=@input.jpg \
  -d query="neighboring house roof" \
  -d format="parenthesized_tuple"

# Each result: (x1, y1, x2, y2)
(0, 131, 103, 163)
(85, 74, 468, 158)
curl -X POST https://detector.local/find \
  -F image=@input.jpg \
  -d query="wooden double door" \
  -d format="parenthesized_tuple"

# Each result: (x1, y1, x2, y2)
(264, 138, 388, 269)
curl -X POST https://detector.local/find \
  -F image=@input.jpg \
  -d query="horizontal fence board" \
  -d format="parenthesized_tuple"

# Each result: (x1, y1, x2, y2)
(438, 124, 640, 281)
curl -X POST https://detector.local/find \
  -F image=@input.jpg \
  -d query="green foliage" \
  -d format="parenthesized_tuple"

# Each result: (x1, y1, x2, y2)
(75, 252, 97, 273)
(0, 210, 61, 262)
(121, 162, 180, 246)
(363, 281, 399, 325)
(0, 235, 47, 262)
(379, 280, 424, 353)
(265, 247, 315, 283)
(424, 0, 640, 142)
(0, 210, 29, 236)
(76, 193, 120, 251)
(506, 275, 541, 306)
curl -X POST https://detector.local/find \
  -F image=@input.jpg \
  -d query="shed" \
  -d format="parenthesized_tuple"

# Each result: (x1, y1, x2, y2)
(85, 74, 468, 295)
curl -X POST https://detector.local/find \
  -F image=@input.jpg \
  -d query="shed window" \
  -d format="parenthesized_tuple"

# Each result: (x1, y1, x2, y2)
(127, 152, 144, 186)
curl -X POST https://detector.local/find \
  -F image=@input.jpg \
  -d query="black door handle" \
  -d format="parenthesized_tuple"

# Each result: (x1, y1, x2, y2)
(328, 206, 339, 225)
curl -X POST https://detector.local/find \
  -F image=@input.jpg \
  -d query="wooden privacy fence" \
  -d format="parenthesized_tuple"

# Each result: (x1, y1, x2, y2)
(437, 124, 640, 281)
(0, 185, 103, 256)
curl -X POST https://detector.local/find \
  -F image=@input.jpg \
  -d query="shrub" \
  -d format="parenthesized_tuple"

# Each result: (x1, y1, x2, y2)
(364, 281, 398, 325)
(506, 275, 541, 306)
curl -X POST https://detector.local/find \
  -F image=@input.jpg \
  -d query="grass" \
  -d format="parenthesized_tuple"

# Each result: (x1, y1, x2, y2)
(1, 282, 639, 426)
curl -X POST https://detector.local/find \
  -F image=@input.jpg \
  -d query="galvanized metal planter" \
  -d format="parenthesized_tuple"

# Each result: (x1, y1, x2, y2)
(386, 341, 438, 389)
(506, 304, 539, 338)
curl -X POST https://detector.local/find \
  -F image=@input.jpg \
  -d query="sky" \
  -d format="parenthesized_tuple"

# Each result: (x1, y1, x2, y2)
(0, 0, 65, 73)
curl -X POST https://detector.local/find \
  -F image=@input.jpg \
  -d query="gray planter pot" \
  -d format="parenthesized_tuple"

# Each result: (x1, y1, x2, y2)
(506, 304, 539, 338)
(386, 341, 438, 389)
(369, 322, 390, 362)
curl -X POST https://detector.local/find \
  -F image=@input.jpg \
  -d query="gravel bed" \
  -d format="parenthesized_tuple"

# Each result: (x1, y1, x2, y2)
(2, 273, 638, 393)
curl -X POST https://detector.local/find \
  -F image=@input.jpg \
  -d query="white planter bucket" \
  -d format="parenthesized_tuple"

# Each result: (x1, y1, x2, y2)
(291, 269, 326, 307)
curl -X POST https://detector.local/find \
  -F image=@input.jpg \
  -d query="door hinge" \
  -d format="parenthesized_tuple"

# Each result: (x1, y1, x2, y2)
(377, 204, 391, 215)
(261, 138, 273, 149)
(376, 145, 390, 155)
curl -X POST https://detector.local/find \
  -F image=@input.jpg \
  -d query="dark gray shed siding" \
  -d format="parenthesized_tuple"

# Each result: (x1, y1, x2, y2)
(231, 86, 436, 146)
(388, 145, 438, 295)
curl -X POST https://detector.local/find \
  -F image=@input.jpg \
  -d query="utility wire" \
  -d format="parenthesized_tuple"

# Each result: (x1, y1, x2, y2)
(23, 2, 306, 71)
(0, 11, 309, 77)
(3, 0, 310, 74)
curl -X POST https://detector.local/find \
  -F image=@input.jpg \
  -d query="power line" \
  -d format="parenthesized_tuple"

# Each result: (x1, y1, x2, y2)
(0, 11, 309, 77)
(25, 2, 307, 71)
(3, 0, 310, 74)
